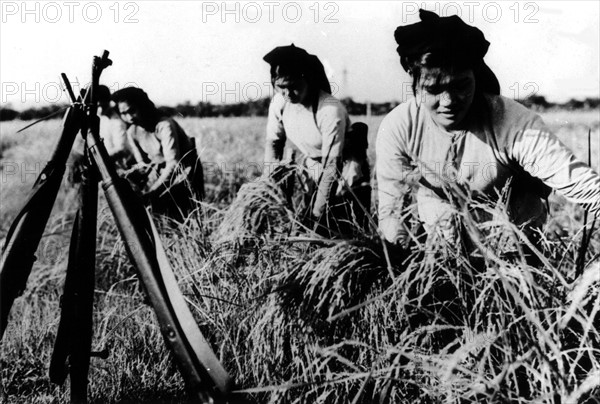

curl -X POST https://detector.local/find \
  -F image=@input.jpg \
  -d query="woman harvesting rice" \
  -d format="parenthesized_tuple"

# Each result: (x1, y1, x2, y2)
(263, 44, 371, 236)
(68, 85, 131, 185)
(377, 9, 600, 251)
(112, 87, 204, 220)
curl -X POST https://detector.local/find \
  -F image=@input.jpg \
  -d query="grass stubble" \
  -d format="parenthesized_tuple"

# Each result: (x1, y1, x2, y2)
(0, 113, 598, 403)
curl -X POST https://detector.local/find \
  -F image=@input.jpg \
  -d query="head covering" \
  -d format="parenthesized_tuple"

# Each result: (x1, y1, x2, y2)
(263, 44, 331, 94)
(395, 9, 490, 71)
(263, 43, 311, 68)
(394, 9, 499, 95)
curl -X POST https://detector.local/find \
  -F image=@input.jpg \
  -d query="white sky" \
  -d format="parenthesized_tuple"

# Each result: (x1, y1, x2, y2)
(1, 0, 598, 109)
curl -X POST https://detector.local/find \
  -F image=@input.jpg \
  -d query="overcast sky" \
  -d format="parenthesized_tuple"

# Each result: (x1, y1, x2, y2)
(1, 0, 598, 109)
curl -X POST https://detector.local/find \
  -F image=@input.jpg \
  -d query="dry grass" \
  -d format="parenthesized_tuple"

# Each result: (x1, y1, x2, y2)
(0, 110, 599, 403)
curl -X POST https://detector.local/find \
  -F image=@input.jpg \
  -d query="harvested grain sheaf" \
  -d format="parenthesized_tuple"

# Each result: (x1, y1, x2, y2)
(275, 241, 386, 325)
(3, 116, 600, 403)
(212, 164, 297, 246)
(205, 195, 599, 403)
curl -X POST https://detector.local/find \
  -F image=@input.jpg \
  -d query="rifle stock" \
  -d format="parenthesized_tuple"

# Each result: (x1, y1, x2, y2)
(2, 51, 233, 403)
(0, 106, 83, 338)
(49, 147, 98, 404)
(86, 115, 233, 402)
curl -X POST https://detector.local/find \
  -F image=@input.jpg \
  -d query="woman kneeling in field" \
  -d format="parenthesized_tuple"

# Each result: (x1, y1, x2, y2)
(377, 10, 600, 256)
(112, 87, 204, 221)
(263, 44, 371, 237)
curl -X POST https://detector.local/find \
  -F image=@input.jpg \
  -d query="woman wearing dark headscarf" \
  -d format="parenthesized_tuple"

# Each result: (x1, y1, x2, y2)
(263, 44, 371, 235)
(377, 9, 599, 249)
(112, 87, 204, 220)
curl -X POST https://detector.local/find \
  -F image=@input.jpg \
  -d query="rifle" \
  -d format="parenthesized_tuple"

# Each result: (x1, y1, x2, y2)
(0, 51, 233, 403)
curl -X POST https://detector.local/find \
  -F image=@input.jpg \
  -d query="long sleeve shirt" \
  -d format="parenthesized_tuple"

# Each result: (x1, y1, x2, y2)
(71, 113, 128, 158)
(376, 93, 600, 244)
(265, 91, 350, 215)
(127, 117, 196, 193)
(100, 114, 128, 156)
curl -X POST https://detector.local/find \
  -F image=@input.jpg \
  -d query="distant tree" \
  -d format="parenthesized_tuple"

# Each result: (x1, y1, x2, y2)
(563, 98, 585, 110)
(174, 101, 197, 117)
(517, 95, 551, 111)
(371, 102, 397, 116)
(0, 107, 19, 121)
(158, 106, 178, 117)
(17, 104, 67, 121)
(244, 98, 270, 116)
(196, 102, 214, 117)
(341, 97, 367, 115)
(582, 97, 600, 109)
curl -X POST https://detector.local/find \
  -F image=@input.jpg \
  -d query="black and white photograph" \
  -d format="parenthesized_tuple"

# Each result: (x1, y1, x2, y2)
(1, 1, 599, 403)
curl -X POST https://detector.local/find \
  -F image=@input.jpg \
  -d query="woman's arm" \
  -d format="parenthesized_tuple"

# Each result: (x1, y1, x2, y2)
(264, 94, 287, 173)
(509, 118, 600, 218)
(126, 126, 147, 165)
(313, 102, 347, 218)
(146, 120, 181, 194)
(107, 119, 129, 158)
(376, 113, 418, 245)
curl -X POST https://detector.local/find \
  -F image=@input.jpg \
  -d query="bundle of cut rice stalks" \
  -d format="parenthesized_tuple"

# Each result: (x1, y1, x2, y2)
(213, 164, 300, 246)
(274, 241, 387, 329)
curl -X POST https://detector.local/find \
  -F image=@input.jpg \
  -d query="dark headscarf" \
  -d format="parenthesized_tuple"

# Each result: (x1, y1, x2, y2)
(394, 9, 499, 95)
(263, 44, 332, 94)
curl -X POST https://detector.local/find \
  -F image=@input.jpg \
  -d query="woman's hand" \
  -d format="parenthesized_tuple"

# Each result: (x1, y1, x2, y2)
(312, 203, 325, 219)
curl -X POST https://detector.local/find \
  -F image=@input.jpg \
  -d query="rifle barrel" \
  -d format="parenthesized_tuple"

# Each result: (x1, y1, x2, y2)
(0, 106, 82, 338)
(86, 123, 232, 401)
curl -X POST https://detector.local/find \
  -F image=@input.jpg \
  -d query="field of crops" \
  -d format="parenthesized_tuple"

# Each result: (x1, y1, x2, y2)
(0, 109, 599, 403)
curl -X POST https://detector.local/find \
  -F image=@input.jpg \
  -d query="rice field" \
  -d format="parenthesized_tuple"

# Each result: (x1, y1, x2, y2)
(0, 109, 599, 403)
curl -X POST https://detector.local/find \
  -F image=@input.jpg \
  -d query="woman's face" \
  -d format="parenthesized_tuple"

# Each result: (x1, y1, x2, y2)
(117, 101, 142, 126)
(274, 76, 309, 104)
(415, 67, 476, 130)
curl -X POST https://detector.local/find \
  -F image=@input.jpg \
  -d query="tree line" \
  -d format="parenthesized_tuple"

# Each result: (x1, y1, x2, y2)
(1, 95, 598, 121)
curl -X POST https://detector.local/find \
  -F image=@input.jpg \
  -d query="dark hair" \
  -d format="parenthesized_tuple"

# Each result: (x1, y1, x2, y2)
(111, 87, 157, 116)
(403, 52, 500, 96)
(96, 85, 111, 103)
(270, 64, 303, 84)
(270, 55, 331, 95)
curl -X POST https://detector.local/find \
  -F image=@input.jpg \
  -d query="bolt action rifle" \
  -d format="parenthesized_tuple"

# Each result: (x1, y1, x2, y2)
(0, 51, 233, 403)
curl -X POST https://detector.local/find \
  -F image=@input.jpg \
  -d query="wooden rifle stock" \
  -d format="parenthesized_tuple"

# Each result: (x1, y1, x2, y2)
(86, 120, 233, 402)
(2, 50, 233, 404)
(0, 106, 83, 338)
(49, 147, 97, 403)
